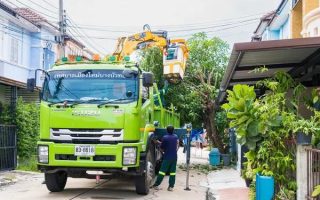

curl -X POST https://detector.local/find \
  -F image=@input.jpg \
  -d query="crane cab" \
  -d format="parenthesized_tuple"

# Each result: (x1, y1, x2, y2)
(163, 42, 188, 83)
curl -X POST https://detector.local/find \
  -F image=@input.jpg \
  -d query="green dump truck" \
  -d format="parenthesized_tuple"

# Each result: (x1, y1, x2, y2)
(28, 61, 181, 195)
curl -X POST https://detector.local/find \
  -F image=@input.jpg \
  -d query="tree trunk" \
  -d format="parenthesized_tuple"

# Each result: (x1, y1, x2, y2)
(204, 101, 225, 153)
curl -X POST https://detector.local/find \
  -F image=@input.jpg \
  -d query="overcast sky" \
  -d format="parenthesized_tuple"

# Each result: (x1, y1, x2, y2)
(8, 0, 281, 54)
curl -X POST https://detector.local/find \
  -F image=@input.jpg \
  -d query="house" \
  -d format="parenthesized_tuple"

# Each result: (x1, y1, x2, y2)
(253, 0, 320, 41)
(0, 2, 47, 105)
(0, 2, 93, 107)
(292, 0, 320, 38)
(252, 0, 292, 41)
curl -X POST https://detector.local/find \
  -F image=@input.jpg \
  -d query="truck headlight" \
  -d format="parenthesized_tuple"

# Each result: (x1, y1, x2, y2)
(38, 145, 49, 164)
(123, 147, 137, 165)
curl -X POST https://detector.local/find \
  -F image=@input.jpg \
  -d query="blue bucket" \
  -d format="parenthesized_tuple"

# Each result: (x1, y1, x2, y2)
(209, 148, 220, 166)
(256, 173, 274, 200)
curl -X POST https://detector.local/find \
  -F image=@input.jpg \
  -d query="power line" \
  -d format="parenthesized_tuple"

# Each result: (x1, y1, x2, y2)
(67, 19, 259, 40)
(66, 15, 106, 54)
(62, 11, 267, 30)
(152, 12, 265, 28)
(0, 22, 58, 43)
(67, 26, 104, 55)
(66, 25, 134, 34)
(166, 18, 259, 32)
(11, 0, 58, 20)
(66, 19, 106, 54)
(68, 35, 118, 40)
(42, 0, 58, 9)
(27, 0, 59, 15)
(172, 21, 258, 38)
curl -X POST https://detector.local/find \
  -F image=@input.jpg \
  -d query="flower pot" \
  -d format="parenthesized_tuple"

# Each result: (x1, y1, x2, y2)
(245, 178, 252, 187)
(221, 153, 231, 166)
(296, 132, 312, 145)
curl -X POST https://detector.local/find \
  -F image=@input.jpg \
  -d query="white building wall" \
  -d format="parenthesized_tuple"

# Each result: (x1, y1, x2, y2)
(302, 7, 320, 37)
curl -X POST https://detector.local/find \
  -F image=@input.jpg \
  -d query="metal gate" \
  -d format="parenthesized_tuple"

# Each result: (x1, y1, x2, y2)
(307, 148, 320, 200)
(0, 125, 16, 171)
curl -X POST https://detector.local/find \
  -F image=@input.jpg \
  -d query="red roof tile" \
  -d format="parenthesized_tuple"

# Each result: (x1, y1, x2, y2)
(14, 8, 47, 25)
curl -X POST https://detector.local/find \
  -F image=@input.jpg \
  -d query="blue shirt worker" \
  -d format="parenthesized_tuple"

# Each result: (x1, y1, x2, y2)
(153, 125, 179, 191)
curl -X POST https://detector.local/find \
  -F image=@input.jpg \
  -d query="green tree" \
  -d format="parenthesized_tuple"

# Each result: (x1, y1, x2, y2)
(140, 33, 229, 152)
(182, 33, 229, 152)
(140, 47, 165, 89)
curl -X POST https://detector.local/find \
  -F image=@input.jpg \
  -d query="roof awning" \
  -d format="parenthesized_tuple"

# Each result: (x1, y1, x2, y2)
(218, 37, 320, 103)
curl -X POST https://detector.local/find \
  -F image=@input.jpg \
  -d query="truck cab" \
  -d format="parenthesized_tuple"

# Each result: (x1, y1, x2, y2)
(32, 62, 180, 195)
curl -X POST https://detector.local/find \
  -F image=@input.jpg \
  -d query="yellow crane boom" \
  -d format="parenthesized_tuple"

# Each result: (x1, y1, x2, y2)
(112, 24, 188, 83)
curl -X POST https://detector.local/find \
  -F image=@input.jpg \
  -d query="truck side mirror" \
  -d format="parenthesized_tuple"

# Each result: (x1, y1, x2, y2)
(27, 78, 36, 92)
(142, 72, 154, 87)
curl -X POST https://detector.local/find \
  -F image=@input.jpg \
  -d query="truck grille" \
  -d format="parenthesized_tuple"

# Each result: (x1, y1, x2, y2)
(50, 128, 124, 142)
(55, 154, 115, 161)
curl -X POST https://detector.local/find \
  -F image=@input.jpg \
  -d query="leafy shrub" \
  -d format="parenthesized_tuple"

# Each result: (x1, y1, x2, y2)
(14, 98, 39, 158)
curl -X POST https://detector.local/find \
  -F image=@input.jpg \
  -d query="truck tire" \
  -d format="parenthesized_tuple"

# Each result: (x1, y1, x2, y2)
(135, 150, 155, 195)
(45, 171, 67, 192)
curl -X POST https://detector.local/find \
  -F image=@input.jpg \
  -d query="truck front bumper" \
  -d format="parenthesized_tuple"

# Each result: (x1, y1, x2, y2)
(37, 141, 143, 169)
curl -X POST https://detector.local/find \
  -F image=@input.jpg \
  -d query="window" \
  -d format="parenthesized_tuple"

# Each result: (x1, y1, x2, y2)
(42, 69, 139, 104)
(10, 37, 19, 64)
(166, 48, 178, 60)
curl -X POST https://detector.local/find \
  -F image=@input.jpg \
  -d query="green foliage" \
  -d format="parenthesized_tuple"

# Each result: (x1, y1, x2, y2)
(139, 33, 230, 151)
(17, 156, 39, 172)
(312, 185, 320, 197)
(166, 33, 229, 128)
(0, 102, 13, 124)
(139, 47, 165, 88)
(0, 98, 39, 160)
(290, 118, 320, 135)
(222, 85, 261, 150)
(14, 98, 40, 158)
(222, 71, 319, 198)
(215, 111, 229, 147)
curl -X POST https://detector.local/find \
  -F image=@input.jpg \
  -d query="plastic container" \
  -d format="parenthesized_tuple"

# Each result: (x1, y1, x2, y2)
(209, 148, 220, 166)
(296, 132, 312, 145)
(221, 154, 231, 166)
(256, 173, 274, 200)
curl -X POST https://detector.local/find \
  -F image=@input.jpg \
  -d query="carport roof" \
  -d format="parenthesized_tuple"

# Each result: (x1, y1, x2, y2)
(218, 37, 320, 103)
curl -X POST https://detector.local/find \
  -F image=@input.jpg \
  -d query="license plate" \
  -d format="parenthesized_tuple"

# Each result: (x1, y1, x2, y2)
(74, 145, 95, 156)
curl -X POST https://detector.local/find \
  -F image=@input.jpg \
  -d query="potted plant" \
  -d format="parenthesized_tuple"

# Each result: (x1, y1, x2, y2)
(242, 159, 254, 187)
(291, 117, 319, 145)
(221, 152, 231, 166)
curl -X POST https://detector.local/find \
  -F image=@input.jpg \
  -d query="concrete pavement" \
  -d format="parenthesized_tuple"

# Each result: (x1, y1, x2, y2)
(179, 147, 249, 200)
(0, 147, 249, 200)
(0, 168, 207, 200)
(206, 168, 249, 200)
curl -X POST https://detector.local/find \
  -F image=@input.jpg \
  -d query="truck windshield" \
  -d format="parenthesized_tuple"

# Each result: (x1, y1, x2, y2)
(42, 69, 138, 104)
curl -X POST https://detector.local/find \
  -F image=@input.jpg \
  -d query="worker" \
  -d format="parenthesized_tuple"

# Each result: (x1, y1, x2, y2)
(153, 125, 179, 191)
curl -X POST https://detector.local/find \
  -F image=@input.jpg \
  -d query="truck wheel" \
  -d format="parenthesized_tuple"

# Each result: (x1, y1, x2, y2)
(135, 151, 155, 195)
(45, 171, 67, 192)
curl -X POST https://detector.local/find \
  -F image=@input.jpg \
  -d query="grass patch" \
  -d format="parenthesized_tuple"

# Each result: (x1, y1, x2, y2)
(17, 156, 39, 172)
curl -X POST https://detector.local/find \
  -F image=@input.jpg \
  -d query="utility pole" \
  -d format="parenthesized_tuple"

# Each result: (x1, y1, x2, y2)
(59, 0, 66, 58)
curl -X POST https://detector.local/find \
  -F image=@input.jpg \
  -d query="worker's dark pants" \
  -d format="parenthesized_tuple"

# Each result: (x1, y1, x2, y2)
(154, 159, 177, 187)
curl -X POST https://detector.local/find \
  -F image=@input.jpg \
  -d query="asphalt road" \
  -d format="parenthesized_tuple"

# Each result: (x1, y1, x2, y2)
(0, 168, 207, 200)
